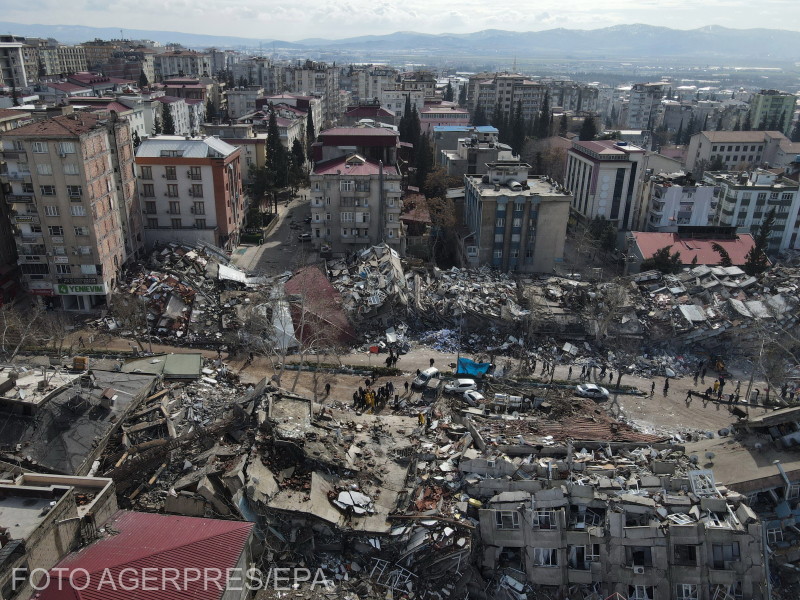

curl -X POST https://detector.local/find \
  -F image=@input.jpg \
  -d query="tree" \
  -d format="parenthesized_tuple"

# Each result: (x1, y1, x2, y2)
(423, 166, 462, 200)
(414, 133, 433, 188)
(0, 303, 44, 360)
(742, 111, 752, 131)
(558, 113, 568, 136)
(711, 242, 733, 267)
(588, 216, 617, 253)
(109, 293, 151, 352)
(792, 119, 800, 143)
(578, 116, 597, 141)
(444, 82, 454, 102)
(457, 84, 467, 107)
(266, 106, 289, 191)
(399, 95, 414, 143)
(511, 100, 526, 157)
(743, 208, 775, 275)
(536, 91, 550, 138)
(138, 70, 149, 89)
(206, 99, 216, 121)
(427, 196, 459, 267)
(132, 130, 141, 150)
(675, 121, 683, 145)
(472, 104, 488, 126)
(153, 115, 162, 135)
(639, 245, 682, 274)
(161, 102, 175, 135)
(305, 109, 316, 163)
(289, 139, 306, 193)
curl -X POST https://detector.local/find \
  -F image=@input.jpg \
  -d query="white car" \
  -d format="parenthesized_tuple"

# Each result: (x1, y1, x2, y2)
(463, 390, 486, 406)
(575, 383, 610, 401)
(444, 378, 477, 395)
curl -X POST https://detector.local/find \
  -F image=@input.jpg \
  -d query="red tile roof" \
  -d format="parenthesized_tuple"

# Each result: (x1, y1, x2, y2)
(5, 112, 105, 137)
(33, 510, 253, 600)
(631, 232, 756, 266)
(46, 82, 91, 93)
(0, 107, 30, 120)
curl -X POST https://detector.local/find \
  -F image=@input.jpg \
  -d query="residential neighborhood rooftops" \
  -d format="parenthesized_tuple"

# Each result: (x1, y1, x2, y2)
(4, 112, 106, 137)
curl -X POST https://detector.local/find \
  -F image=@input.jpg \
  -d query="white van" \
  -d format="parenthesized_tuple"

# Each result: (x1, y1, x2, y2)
(412, 367, 439, 389)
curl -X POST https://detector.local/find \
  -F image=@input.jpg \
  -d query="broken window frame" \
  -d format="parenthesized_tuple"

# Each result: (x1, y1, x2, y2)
(532, 547, 558, 567)
(766, 528, 783, 544)
(531, 509, 557, 530)
(567, 544, 600, 570)
(711, 542, 740, 569)
(673, 544, 698, 566)
(675, 584, 699, 600)
(710, 583, 743, 600)
(495, 510, 520, 530)
(628, 585, 654, 600)
(626, 546, 653, 567)
(788, 484, 800, 500)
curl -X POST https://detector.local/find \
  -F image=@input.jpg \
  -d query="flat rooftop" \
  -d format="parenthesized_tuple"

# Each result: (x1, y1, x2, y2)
(0, 367, 81, 409)
(0, 484, 66, 540)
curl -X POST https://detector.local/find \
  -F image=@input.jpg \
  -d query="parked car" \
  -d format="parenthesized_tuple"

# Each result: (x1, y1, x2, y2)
(444, 378, 477, 395)
(303, 216, 312, 224)
(575, 383, 610, 401)
(463, 389, 485, 406)
(412, 367, 439, 390)
(297, 233, 312, 242)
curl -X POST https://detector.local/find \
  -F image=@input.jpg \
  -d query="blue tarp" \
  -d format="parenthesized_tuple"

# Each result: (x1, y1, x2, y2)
(457, 358, 492, 377)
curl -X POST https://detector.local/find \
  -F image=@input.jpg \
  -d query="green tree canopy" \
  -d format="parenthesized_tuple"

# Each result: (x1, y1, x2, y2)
(161, 102, 175, 135)
(640, 245, 682, 274)
(743, 208, 775, 275)
(711, 242, 733, 267)
(578, 116, 597, 141)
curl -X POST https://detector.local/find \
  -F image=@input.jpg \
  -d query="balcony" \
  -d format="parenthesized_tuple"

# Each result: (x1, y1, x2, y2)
(20, 233, 42, 242)
(0, 150, 22, 159)
(6, 194, 34, 204)
(1, 171, 31, 181)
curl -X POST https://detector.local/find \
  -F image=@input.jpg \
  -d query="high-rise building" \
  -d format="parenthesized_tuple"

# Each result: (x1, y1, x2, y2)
(0, 112, 141, 309)
(564, 140, 646, 233)
(748, 90, 797, 135)
(0, 36, 32, 88)
(627, 82, 664, 130)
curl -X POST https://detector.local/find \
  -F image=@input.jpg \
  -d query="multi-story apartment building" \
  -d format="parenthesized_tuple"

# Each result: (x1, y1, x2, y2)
(748, 89, 797, 135)
(397, 71, 437, 97)
(704, 169, 800, 252)
(440, 135, 517, 177)
(227, 86, 264, 119)
(154, 96, 192, 136)
(627, 82, 665, 129)
(153, 50, 210, 81)
(232, 58, 284, 94)
(564, 139, 646, 232)
(283, 60, 340, 127)
(81, 38, 127, 71)
(463, 162, 571, 273)
(0, 112, 139, 309)
(380, 87, 425, 119)
(418, 104, 470, 133)
(309, 127, 404, 256)
(475, 461, 765, 600)
(0, 108, 33, 276)
(0, 37, 32, 88)
(644, 172, 717, 231)
(468, 73, 547, 124)
(350, 65, 398, 103)
(135, 135, 245, 250)
(202, 123, 267, 183)
(685, 130, 788, 172)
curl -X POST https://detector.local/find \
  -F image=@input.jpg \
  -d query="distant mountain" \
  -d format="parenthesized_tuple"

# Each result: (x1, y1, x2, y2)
(0, 22, 798, 61)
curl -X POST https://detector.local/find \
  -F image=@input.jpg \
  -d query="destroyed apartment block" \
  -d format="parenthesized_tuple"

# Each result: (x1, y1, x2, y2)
(468, 442, 767, 600)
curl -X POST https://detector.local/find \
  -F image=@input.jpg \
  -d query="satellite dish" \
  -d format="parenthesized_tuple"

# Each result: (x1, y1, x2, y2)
(689, 455, 699, 464)
(705, 452, 716, 460)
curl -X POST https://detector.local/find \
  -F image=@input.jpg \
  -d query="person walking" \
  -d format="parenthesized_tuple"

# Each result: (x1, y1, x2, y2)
(693, 371, 699, 386)
(713, 380, 720, 394)
(404, 381, 410, 394)
(568, 366, 573, 380)
(650, 381, 656, 397)
(700, 367, 707, 384)
(325, 382, 331, 396)
(663, 378, 669, 396)
(429, 358, 435, 368)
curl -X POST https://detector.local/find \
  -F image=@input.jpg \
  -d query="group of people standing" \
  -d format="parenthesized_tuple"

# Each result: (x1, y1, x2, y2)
(352, 379, 396, 413)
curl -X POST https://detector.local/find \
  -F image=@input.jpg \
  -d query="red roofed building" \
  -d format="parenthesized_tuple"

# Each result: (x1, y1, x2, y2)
(33, 510, 254, 600)
(627, 229, 757, 273)
(341, 104, 396, 127)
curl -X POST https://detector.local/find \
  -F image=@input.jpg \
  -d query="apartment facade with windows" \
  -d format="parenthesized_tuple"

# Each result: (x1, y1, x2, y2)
(0, 113, 136, 309)
(564, 139, 646, 232)
(704, 169, 800, 252)
(153, 50, 210, 81)
(685, 130, 789, 172)
(627, 82, 665, 129)
(134, 135, 244, 250)
(463, 162, 571, 273)
(748, 90, 797, 135)
(645, 172, 717, 232)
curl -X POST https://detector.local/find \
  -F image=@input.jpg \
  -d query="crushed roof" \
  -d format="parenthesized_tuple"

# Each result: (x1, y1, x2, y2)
(631, 232, 757, 266)
(4, 112, 105, 137)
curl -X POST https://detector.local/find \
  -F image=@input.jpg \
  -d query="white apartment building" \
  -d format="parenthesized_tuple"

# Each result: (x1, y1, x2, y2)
(686, 130, 788, 172)
(153, 50, 210, 81)
(627, 82, 664, 129)
(352, 66, 398, 102)
(704, 169, 800, 252)
(645, 172, 717, 232)
(154, 96, 191, 136)
(564, 139, 646, 232)
(227, 87, 264, 119)
(380, 88, 425, 118)
(0, 40, 32, 88)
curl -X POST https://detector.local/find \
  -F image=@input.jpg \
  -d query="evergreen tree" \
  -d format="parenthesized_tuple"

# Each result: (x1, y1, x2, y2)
(288, 139, 306, 193)
(715, 117, 724, 131)
(743, 209, 775, 275)
(414, 134, 433, 188)
(511, 100, 525, 156)
(206, 99, 216, 121)
(711, 243, 733, 267)
(733, 116, 741, 131)
(138, 71, 149, 89)
(472, 104, 487, 126)
(759, 116, 769, 131)
(457, 85, 467, 107)
(684, 114, 696, 144)
(266, 106, 289, 189)
(444, 82, 454, 102)
(536, 91, 550, 138)
(132, 131, 141, 149)
(742, 111, 751, 131)
(153, 116, 162, 135)
(639, 245, 682, 274)
(609, 105, 618, 128)
(305, 109, 316, 162)
(559, 113, 568, 136)
(161, 102, 175, 135)
(399, 95, 414, 143)
(702, 114, 709, 131)
(578, 116, 597, 141)
(675, 121, 683, 145)
(408, 105, 421, 151)
(790, 119, 800, 143)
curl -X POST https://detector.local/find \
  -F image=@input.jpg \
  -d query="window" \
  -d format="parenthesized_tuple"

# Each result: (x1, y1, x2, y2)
(767, 528, 783, 544)
(64, 163, 79, 175)
(494, 511, 520, 530)
(532, 548, 558, 567)
(58, 142, 75, 154)
(70, 205, 86, 217)
(388, 214, 395, 222)
(74, 226, 89, 236)
(388, 229, 394, 238)
(341, 212, 353, 222)
(325, 212, 331, 221)
(147, 218, 159, 228)
(142, 184, 155, 197)
(712, 543, 740, 569)
(388, 197, 394, 207)
(314, 214, 320, 222)
(32, 141, 48, 153)
(169, 201, 180, 214)
(532, 510, 556, 530)
(55, 264, 71, 274)
(673, 544, 698, 566)
(44, 205, 59, 217)
(195, 219, 206, 228)
(144, 201, 156, 214)
(165, 166, 177, 180)
(78, 246, 91, 255)
(21, 263, 49, 275)
(513, 217, 522, 227)
(22, 182, 34, 194)
(189, 166, 201, 180)
(48, 226, 63, 236)
(191, 184, 203, 198)
(496, 218, 505, 227)
(67, 185, 82, 198)
(37, 164, 53, 176)
(53, 246, 66, 255)
(166, 184, 178, 197)
(140, 166, 153, 180)
(171, 218, 182, 229)
(340, 180, 354, 192)
(675, 584, 698, 600)
(628, 586, 653, 600)
(80, 264, 97, 275)
(493, 249, 502, 259)
(192, 202, 205, 215)
(567, 544, 600, 570)
(466, 246, 478, 257)
(788, 484, 800, 500)
(626, 547, 653, 567)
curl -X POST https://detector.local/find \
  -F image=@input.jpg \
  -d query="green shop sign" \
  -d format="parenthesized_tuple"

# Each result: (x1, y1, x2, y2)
(56, 283, 107, 295)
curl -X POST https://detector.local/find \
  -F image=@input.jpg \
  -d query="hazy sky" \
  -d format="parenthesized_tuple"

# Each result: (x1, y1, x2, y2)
(3, 0, 799, 40)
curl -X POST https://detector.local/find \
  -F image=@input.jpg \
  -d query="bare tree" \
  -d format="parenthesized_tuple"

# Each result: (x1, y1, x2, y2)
(108, 292, 151, 352)
(0, 303, 45, 360)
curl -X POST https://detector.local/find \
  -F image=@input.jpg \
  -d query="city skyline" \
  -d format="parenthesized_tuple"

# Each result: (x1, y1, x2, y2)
(2, 0, 799, 42)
